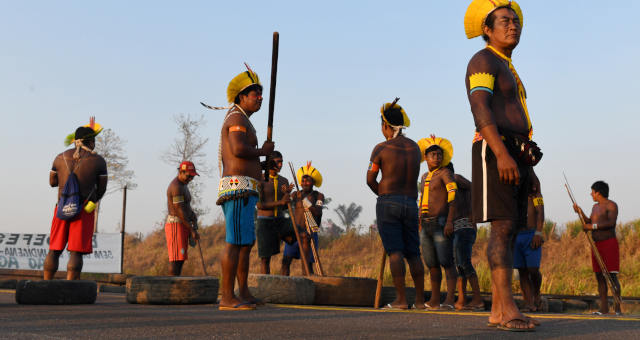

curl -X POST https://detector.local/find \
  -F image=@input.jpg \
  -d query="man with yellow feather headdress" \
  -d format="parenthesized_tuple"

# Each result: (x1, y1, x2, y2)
(465, 0, 541, 331)
(44, 117, 108, 281)
(366, 99, 425, 310)
(417, 135, 458, 310)
(281, 162, 325, 275)
(217, 66, 274, 310)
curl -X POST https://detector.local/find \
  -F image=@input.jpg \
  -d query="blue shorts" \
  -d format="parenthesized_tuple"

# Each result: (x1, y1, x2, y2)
(453, 227, 477, 278)
(283, 232, 318, 262)
(376, 195, 420, 258)
(420, 216, 454, 268)
(513, 229, 541, 268)
(222, 195, 258, 245)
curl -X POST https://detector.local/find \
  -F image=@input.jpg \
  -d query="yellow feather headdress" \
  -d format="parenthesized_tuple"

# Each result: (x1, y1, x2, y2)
(417, 135, 453, 167)
(464, 0, 523, 39)
(296, 161, 323, 188)
(64, 116, 104, 146)
(226, 63, 261, 104)
(380, 97, 410, 128)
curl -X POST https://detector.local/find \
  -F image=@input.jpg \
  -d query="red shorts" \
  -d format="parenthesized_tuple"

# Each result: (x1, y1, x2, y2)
(49, 205, 95, 254)
(165, 220, 189, 261)
(592, 237, 619, 273)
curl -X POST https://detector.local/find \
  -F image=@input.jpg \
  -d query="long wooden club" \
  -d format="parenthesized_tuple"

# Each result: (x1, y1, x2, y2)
(286, 202, 310, 276)
(563, 173, 622, 307)
(196, 239, 208, 276)
(374, 250, 387, 308)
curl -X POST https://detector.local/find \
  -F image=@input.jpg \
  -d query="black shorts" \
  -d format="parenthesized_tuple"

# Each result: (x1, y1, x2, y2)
(256, 216, 295, 258)
(471, 140, 529, 226)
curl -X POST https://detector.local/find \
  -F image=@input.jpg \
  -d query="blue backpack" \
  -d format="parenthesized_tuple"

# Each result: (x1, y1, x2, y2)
(56, 172, 82, 220)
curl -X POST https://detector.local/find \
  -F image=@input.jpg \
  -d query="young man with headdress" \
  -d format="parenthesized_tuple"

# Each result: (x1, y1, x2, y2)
(366, 99, 425, 310)
(514, 171, 544, 312)
(256, 150, 295, 274)
(44, 118, 108, 280)
(281, 162, 324, 276)
(417, 136, 458, 310)
(216, 66, 274, 310)
(573, 181, 621, 315)
(464, 0, 542, 331)
(446, 162, 484, 311)
(165, 161, 200, 276)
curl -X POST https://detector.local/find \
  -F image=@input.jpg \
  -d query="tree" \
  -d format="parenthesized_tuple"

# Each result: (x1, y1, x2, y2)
(161, 113, 211, 217)
(95, 128, 137, 194)
(334, 202, 363, 231)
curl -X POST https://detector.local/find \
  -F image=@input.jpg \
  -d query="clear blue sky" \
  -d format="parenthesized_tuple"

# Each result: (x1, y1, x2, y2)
(1, 1, 639, 235)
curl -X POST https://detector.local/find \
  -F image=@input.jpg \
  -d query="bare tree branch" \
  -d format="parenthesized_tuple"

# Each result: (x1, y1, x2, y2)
(95, 128, 137, 195)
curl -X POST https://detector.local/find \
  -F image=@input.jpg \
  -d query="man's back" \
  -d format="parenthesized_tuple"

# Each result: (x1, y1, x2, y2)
(373, 136, 421, 197)
(52, 149, 107, 202)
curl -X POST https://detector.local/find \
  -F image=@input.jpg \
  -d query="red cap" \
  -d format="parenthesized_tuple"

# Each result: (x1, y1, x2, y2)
(179, 161, 199, 176)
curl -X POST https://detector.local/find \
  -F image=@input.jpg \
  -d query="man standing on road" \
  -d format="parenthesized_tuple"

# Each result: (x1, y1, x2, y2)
(217, 66, 274, 310)
(514, 173, 544, 312)
(256, 151, 295, 274)
(165, 161, 200, 276)
(44, 119, 108, 280)
(366, 99, 425, 310)
(281, 162, 324, 276)
(464, 0, 542, 331)
(573, 181, 621, 315)
(417, 136, 458, 310)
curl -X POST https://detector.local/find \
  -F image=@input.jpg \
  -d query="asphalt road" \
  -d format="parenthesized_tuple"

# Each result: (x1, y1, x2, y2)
(1, 291, 639, 339)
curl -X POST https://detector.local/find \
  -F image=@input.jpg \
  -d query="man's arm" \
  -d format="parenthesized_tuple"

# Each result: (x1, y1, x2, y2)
(50, 157, 59, 187)
(418, 173, 426, 220)
(531, 194, 545, 249)
(96, 158, 108, 201)
(308, 192, 324, 220)
(454, 174, 471, 190)
(366, 145, 383, 195)
(226, 115, 273, 158)
(442, 170, 457, 237)
(573, 203, 591, 224)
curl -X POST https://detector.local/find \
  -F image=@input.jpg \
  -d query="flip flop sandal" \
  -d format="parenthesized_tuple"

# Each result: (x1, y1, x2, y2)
(424, 302, 441, 311)
(497, 319, 535, 332)
(464, 304, 485, 311)
(592, 311, 604, 315)
(440, 303, 455, 310)
(382, 303, 408, 310)
(218, 302, 256, 311)
(486, 322, 499, 328)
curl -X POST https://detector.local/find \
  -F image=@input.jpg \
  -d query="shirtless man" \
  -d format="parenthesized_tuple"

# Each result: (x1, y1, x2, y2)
(366, 99, 424, 310)
(281, 162, 324, 275)
(417, 136, 457, 310)
(573, 181, 621, 315)
(165, 161, 200, 276)
(44, 121, 108, 280)
(447, 163, 484, 311)
(464, 0, 540, 330)
(514, 173, 544, 312)
(256, 151, 295, 274)
(217, 67, 274, 310)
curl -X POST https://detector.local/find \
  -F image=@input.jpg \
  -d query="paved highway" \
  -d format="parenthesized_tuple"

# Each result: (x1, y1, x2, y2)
(1, 291, 639, 339)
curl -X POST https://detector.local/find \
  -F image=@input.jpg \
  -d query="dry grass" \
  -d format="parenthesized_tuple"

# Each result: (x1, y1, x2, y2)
(124, 219, 640, 297)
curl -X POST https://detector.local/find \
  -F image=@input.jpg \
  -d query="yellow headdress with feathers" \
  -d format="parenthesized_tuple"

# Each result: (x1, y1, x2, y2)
(64, 116, 103, 146)
(296, 161, 323, 188)
(464, 0, 523, 39)
(380, 97, 410, 128)
(418, 135, 453, 167)
(226, 63, 261, 104)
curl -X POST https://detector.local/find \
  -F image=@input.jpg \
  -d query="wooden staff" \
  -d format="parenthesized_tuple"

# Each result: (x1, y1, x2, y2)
(374, 250, 387, 308)
(196, 240, 208, 276)
(563, 173, 622, 307)
(287, 202, 310, 276)
(288, 162, 325, 276)
(266, 31, 279, 142)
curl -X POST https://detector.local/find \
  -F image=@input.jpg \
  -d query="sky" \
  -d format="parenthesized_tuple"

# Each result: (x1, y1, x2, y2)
(1, 1, 639, 235)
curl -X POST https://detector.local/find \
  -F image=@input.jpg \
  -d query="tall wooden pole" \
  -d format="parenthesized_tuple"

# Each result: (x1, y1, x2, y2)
(120, 185, 127, 274)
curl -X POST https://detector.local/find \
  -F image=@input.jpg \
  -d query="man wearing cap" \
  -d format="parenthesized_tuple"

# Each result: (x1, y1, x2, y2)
(256, 151, 296, 274)
(417, 135, 458, 310)
(217, 66, 274, 310)
(464, 0, 541, 331)
(165, 161, 200, 276)
(281, 162, 324, 275)
(44, 118, 108, 280)
(366, 99, 425, 310)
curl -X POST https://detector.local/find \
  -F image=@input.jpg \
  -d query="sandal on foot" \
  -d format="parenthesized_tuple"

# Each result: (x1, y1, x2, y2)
(382, 303, 408, 310)
(497, 318, 535, 332)
(424, 302, 441, 311)
(440, 303, 455, 311)
(218, 302, 256, 311)
(487, 322, 499, 328)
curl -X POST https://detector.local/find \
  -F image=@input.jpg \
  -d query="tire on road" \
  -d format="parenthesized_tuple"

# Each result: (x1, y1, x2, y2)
(245, 274, 315, 305)
(16, 279, 97, 305)
(307, 276, 377, 306)
(126, 276, 219, 305)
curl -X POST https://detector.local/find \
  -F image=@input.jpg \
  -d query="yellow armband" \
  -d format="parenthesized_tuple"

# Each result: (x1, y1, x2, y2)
(469, 72, 495, 95)
(446, 182, 457, 203)
(533, 197, 544, 207)
(172, 195, 185, 204)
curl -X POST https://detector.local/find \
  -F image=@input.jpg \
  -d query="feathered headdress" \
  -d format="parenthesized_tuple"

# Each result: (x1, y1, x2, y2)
(464, 0, 523, 39)
(296, 161, 323, 188)
(63, 116, 103, 146)
(417, 134, 454, 167)
(227, 63, 261, 104)
(380, 97, 410, 128)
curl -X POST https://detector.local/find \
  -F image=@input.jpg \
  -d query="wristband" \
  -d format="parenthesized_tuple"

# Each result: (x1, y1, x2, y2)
(534, 231, 543, 237)
(592, 223, 598, 230)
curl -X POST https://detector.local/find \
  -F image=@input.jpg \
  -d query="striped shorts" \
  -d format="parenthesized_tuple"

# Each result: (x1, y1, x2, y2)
(222, 195, 259, 245)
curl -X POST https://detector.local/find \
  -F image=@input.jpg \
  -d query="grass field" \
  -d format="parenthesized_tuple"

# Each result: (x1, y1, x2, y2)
(124, 219, 640, 297)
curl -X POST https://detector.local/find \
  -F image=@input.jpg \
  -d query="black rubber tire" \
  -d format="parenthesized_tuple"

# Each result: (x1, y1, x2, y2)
(126, 276, 219, 305)
(15, 279, 97, 305)
(245, 274, 315, 305)
(307, 276, 377, 306)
